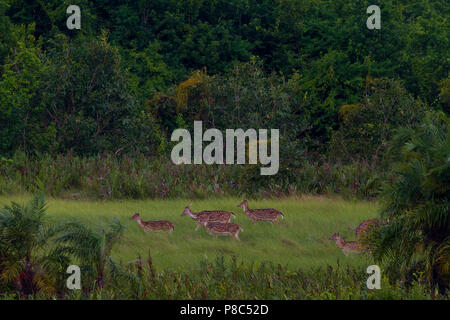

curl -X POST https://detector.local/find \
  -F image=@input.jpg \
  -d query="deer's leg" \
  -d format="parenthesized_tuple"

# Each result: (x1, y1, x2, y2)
(234, 232, 240, 241)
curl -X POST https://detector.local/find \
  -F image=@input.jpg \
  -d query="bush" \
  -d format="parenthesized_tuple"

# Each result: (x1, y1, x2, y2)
(0, 195, 65, 297)
(43, 33, 154, 155)
(329, 78, 429, 164)
(368, 111, 450, 292)
(0, 29, 55, 155)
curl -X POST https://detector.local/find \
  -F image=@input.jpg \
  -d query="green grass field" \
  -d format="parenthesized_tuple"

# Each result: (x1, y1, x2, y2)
(0, 196, 379, 271)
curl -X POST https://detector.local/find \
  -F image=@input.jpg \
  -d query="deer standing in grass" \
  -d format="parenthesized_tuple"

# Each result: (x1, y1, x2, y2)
(237, 199, 284, 224)
(130, 213, 174, 232)
(181, 206, 236, 230)
(203, 221, 244, 241)
(328, 232, 362, 255)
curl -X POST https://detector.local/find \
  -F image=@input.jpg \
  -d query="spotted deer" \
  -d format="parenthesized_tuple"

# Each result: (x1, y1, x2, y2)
(203, 221, 243, 241)
(328, 232, 362, 255)
(130, 213, 174, 232)
(181, 206, 236, 230)
(355, 219, 379, 239)
(237, 199, 284, 224)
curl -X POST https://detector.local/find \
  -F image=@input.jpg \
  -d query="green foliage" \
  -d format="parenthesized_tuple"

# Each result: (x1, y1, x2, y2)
(1, 0, 448, 158)
(178, 61, 290, 127)
(0, 1, 14, 68)
(125, 41, 174, 102)
(6, 0, 52, 39)
(0, 30, 164, 156)
(0, 152, 385, 199)
(0, 196, 126, 297)
(288, 50, 364, 145)
(4, 254, 447, 300)
(439, 75, 450, 114)
(96, 255, 444, 300)
(329, 78, 429, 163)
(0, 28, 56, 155)
(368, 111, 450, 291)
(43, 34, 134, 154)
(170, 60, 315, 161)
(0, 195, 65, 297)
(5, 0, 448, 103)
(55, 217, 126, 290)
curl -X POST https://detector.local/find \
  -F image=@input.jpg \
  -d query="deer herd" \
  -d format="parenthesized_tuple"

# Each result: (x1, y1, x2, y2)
(130, 200, 378, 255)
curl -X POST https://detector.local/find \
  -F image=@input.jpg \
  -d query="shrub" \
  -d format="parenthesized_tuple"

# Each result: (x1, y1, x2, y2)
(0, 195, 66, 297)
(368, 111, 450, 292)
(329, 78, 429, 164)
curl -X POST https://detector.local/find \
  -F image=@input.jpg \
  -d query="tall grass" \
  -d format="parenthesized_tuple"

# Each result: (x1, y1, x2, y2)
(0, 152, 386, 200)
(2, 255, 447, 300)
(94, 255, 447, 300)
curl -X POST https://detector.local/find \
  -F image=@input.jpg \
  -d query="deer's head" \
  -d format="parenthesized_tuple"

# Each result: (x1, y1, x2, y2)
(237, 200, 248, 209)
(130, 212, 140, 221)
(181, 206, 191, 217)
(328, 232, 340, 241)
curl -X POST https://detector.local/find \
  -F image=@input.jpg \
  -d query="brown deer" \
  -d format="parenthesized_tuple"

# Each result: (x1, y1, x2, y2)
(130, 213, 174, 233)
(203, 221, 243, 241)
(355, 219, 379, 239)
(237, 199, 284, 224)
(181, 206, 236, 230)
(328, 232, 362, 255)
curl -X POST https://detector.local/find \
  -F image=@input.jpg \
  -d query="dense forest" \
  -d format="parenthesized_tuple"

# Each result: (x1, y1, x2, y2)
(0, 0, 449, 298)
(0, 0, 448, 158)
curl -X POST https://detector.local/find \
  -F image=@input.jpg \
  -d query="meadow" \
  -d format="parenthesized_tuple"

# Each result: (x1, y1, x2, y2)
(0, 195, 379, 271)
